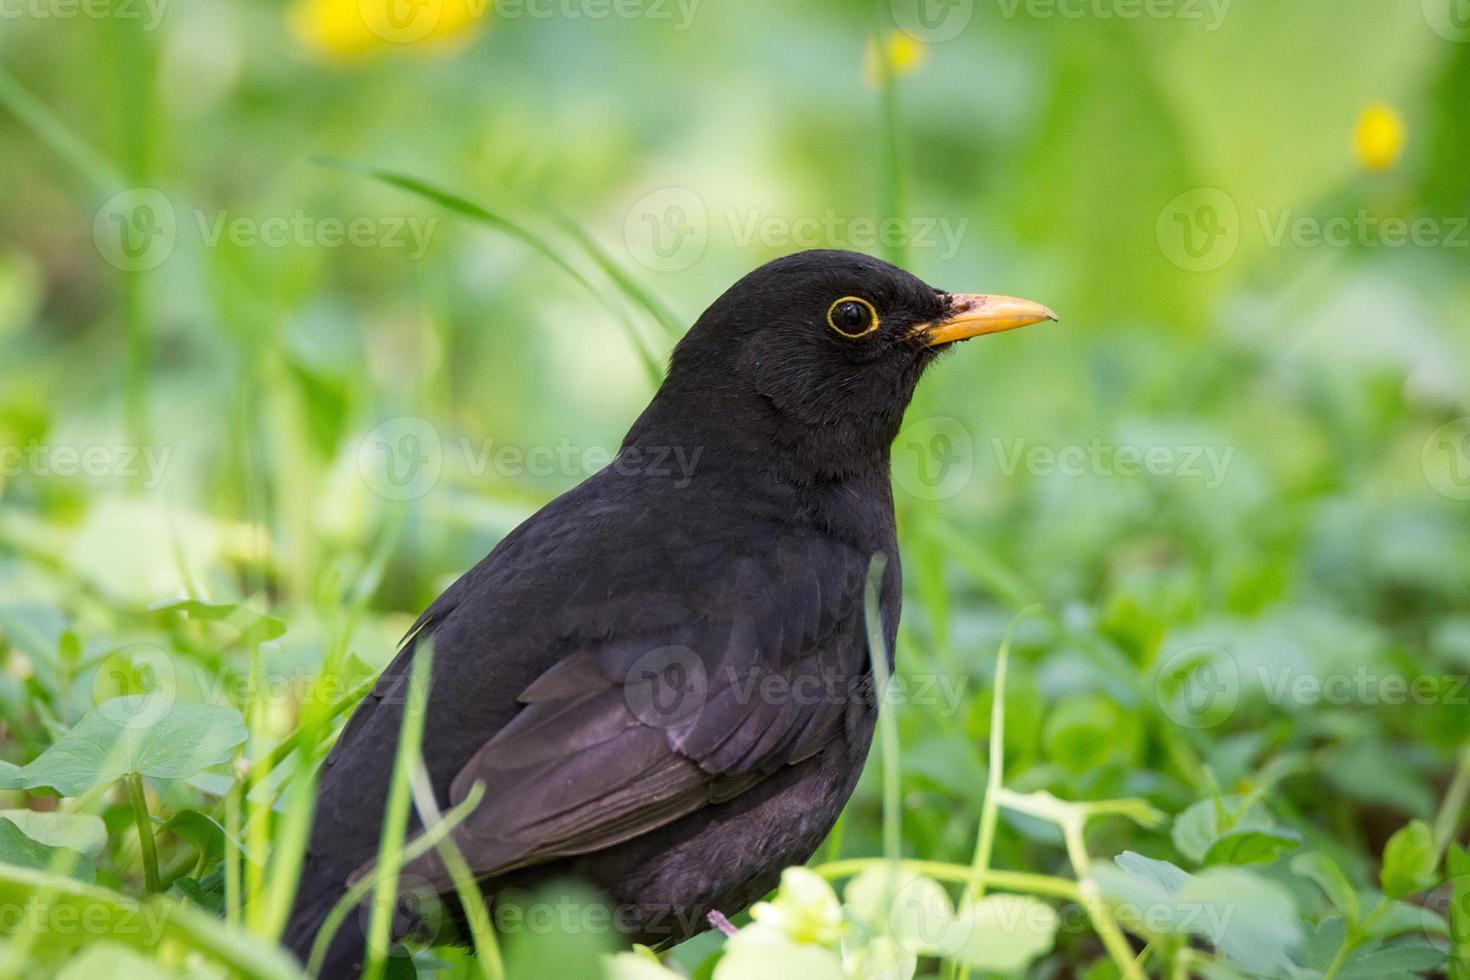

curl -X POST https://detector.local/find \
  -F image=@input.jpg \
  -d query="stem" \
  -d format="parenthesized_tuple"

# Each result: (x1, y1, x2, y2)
(813, 858, 1081, 902)
(1433, 744, 1470, 860)
(954, 606, 1040, 980)
(307, 782, 485, 977)
(362, 643, 436, 980)
(865, 554, 902, 868)
(125, 773, 160, 893)
(410, 761, 504, 980)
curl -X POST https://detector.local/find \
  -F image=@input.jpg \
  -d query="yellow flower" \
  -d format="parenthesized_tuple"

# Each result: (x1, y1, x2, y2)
(1353, 102, 1405, 172)
(865, 31, 928, 86)
(290, 0, 488, 60)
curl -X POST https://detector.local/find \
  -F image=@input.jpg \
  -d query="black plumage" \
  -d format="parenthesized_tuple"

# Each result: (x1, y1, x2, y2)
(282, 249, 1054, 975)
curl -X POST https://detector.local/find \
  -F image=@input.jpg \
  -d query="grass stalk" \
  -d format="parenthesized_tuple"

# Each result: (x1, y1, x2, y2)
(125, 773, 161, 893)
(409, 760, 504, 980)
(361, 641, 436, 980)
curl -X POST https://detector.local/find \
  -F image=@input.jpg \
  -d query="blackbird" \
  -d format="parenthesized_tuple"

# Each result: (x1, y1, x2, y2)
(284, 249, 1054, 975)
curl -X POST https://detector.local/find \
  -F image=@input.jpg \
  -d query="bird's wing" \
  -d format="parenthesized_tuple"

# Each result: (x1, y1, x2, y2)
(356, 533, 878, 890)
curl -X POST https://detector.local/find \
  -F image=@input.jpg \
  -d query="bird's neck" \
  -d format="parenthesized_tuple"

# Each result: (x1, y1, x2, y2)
(620, 381, 899, 548)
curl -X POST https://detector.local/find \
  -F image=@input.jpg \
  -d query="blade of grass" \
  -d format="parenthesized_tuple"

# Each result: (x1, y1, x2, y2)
(306, 781, 486, 977)
(0, 864, 308, 980)
(361, 639, 436, 980)
(544, 207, 685, 342)
(0, 66, 122, 193)
(313, 158, 665, 385)
(409, 760, 504, 980)
(953, 604, 1041, 980)
(865, 553, 901, 866)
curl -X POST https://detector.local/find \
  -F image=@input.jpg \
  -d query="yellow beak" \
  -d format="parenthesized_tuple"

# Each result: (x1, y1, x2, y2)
(911, 293, 1058, 347)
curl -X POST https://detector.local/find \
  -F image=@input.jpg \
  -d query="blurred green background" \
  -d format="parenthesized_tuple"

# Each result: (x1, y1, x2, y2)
(2, 0, 1469, 976)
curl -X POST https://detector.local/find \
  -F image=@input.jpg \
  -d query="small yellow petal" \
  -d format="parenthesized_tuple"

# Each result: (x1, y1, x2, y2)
(290, 0, 488, 60)
(865, 31, 928, 87)
(1353, 102, 1405, 172)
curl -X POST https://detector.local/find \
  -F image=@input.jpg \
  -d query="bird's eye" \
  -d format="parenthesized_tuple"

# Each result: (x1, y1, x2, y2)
(826, 297, 878, 338)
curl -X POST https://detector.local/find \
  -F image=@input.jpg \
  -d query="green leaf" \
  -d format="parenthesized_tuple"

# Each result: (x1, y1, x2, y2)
(604, 950, 685, 980)
(158, 809, 231, 863)
(16, 696, 246, 795)
(1173, 796, 1298, 867)
(148, 597, 286, 643)
(1362, 901, 1447, 942)
(0, 760, 26, 790)
(1095, 860, 1301, 975)
(945, 894, 1059, 973)
(0, 863, 304, 978)
(1381, 820, 1438, 899)
(1172, 868, 1301, 976)
(1335, 939, 1447, 980)
(0, 810, 107, 859)
(0, 817, 93, 883)
(56, 943, 171, 980)
(1292, 851, 1360, 924)
(1114, 850, 1193, 894)
(1202, 827, 1300, 867)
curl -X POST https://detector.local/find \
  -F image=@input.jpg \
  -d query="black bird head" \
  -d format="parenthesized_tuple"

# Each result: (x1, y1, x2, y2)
(627, 249, 1055, 481)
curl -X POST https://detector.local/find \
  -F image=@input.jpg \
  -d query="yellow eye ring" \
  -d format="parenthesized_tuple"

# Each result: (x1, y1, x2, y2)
(826, 296, 879, 338)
